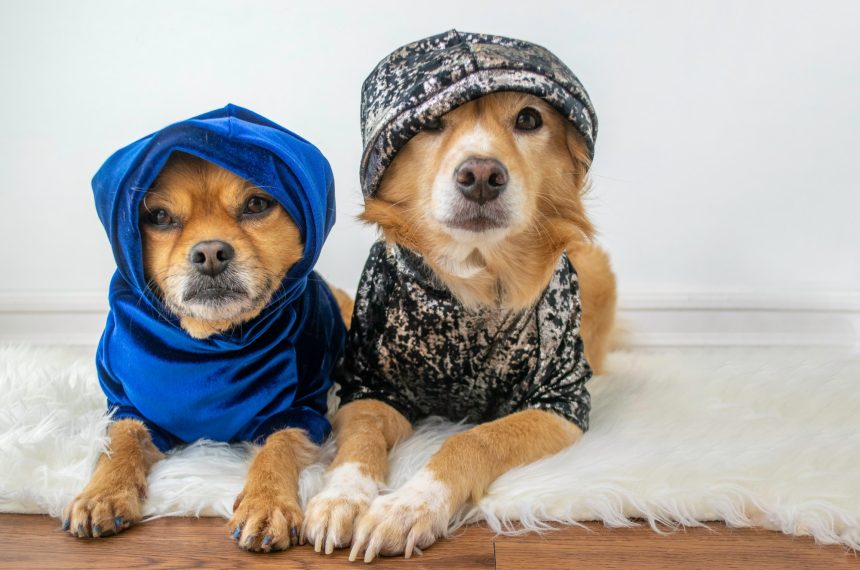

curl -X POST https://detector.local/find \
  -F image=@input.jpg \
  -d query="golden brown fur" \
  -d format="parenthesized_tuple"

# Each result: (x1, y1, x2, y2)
(304, 92, 616, 561)
(329, 400, 413, 482)
(140, 153, 304, 339)
(229, 428, 317, 551)
(63, 420, 162, 538)
(425, 409, 581, 507)
(65, 155, 352, 552)
(328, 284, 356, 330)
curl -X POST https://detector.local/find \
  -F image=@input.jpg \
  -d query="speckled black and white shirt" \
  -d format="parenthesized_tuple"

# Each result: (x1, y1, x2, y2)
(337, 241, 592, 431)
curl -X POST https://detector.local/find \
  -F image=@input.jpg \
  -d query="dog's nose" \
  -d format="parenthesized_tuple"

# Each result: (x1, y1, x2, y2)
(189, 240, 235, 277)
(455, 158, 509, 205)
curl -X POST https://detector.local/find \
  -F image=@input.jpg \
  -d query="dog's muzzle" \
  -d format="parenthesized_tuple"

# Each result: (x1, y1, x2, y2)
(444, 157, 511, 232)
(455, 157, 508, 205)
(182, 269, 248, 305)
(190, 240, 235, 277)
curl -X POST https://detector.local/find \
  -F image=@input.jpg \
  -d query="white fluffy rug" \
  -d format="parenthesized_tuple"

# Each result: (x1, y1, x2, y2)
(1, 344, 858, 549)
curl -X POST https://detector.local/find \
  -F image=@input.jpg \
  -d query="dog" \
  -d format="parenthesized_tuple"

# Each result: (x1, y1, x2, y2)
(302, 32, 616, 561)
(64, 105, 350, 552)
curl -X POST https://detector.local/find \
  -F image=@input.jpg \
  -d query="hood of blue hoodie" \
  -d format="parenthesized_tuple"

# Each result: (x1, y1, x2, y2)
(92, 104, 345, 451)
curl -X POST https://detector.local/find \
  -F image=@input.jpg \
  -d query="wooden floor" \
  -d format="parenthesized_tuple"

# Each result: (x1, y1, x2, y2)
(0, 514, 855, 569)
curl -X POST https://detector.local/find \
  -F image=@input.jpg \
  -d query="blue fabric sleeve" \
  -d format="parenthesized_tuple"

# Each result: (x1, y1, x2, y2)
(109, 404, 178, 452)
(251, 406, 331, 446)
(250, 277, 345, 446)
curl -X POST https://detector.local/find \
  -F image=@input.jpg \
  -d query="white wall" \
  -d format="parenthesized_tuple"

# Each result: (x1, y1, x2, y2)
(1, 0, 858, 344)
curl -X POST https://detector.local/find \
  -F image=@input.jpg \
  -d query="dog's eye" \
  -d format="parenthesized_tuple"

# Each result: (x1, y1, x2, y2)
(515, 107, 543, 131)
(244, 196, 272, 215)
(146, 208, 174, 227)
(422, 117, 443, 132)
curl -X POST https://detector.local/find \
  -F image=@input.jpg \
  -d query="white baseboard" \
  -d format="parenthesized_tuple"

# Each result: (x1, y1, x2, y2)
(0, 290, 857, 348)
(617, 290, 859, 348)
(0, 292, 108, 346)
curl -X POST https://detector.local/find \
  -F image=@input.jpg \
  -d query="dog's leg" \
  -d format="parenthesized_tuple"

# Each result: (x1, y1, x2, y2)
(229, 428, 316, 552)
(569, 242, 617, 374)
(303, 400, 412, 554)
(64, 419, 163, 538)
(351, 409, 581, 561)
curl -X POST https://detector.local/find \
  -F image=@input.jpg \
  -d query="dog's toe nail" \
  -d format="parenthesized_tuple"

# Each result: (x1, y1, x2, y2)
(262, 535, 272, 546)
(62, 518, 70, 531)
(93, 525, 101, 536)
(232, 526, 241, 540)
(114, 516, 124, 529)
(348, 545, 359, 562)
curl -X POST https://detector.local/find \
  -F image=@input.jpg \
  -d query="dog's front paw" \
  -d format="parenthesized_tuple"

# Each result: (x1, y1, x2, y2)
(230, 490, 302, 552)
(302, 463, 379, 554)
(350, 469, 451, 562)
(64, 485, 143, 538)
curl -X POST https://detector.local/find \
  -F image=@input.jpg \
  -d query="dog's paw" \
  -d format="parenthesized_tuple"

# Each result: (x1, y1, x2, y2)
(349, 469, 451, 562)
(230, 490, 302, 552)
(302, 462, 379, 554)
(63, 486, 142, 539)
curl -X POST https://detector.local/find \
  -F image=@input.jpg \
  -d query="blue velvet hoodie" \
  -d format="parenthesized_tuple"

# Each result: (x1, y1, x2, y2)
(92, 104, 346, 452)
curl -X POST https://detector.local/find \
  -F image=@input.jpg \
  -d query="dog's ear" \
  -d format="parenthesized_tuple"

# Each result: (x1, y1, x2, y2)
(549, 124, 594, 243)
(359, 198, 422, 251)
(565, 126, 592, 190)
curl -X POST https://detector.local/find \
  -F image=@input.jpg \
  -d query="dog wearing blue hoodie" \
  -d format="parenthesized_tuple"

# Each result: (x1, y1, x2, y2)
(63, 105, 349, 553)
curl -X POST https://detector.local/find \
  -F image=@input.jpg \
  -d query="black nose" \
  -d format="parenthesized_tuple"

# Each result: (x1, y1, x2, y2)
(455, 158, 509, 205)
(189, 240, 234, 277)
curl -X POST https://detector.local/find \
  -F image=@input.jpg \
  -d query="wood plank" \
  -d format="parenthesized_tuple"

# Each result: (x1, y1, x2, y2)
(0, 514, 855, 569)
(0, 515, 495, 569)
(493, 522, 858, 569)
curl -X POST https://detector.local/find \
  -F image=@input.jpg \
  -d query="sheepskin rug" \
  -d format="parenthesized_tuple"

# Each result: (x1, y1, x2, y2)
(1, 344, 858, 549)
